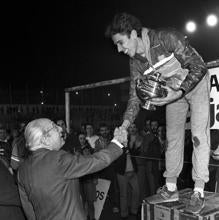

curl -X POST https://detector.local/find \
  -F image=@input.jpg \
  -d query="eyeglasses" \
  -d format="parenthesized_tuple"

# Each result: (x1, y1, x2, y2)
(43, 122, 60, 136)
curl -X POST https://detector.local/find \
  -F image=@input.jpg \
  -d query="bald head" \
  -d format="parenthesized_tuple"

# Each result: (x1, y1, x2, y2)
(25, 118, 64, 151)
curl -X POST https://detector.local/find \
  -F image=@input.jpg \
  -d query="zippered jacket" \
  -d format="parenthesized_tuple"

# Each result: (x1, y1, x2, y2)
(124, 28, 208, 124)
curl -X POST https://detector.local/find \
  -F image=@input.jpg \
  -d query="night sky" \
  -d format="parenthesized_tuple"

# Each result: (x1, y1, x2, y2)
(2, 0, 219, 90)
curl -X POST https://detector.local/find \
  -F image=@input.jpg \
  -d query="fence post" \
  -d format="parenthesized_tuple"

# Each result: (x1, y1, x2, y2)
(65, 92, 70, 133)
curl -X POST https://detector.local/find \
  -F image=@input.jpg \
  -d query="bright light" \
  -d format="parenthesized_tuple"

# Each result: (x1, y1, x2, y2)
(185, 21, 197, 33)
(75, 91, 79, 95)
(114, 103, 117, 107)
(41, 102, 44, 105)
(206, 14, 218, 27)
(40, 90, 43, 94)
(107, 93, 111, 97)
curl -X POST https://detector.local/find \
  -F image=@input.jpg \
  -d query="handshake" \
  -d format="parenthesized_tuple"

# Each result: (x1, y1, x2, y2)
(113, 120, 130, 146)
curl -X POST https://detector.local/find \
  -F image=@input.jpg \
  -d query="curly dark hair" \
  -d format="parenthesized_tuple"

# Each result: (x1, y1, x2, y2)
(105, 12, 142, 38)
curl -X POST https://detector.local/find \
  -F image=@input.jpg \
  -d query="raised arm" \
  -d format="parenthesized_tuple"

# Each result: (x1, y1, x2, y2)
(122, 59, 142, 128)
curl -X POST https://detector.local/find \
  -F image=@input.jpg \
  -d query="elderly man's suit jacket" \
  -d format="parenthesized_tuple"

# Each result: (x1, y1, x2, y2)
(18, 142, 122, 220)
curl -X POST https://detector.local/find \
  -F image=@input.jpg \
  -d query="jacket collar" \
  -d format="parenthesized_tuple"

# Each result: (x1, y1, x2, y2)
(31, 148, 51, 156)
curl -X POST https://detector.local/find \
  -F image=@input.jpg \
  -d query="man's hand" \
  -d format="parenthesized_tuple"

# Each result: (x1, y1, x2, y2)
(113, 127, 128, 145)
(150, 85, 183, 106)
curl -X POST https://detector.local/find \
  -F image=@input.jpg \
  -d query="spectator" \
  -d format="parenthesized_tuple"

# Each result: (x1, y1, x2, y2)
(86, 123, 99, 149)
(0, 125, 12, 170)
(10, 124, 29, 171)
(157, 125, 167, 157)
(157, 125, 167, 186)
(76, 131, 97, 220)
(150, 120, 159, 136)
(5, 128, 12, 144)
(141, 119, 151, 136)
(146, 123, 165, 194)
(0, 160, 26, 220)
(80, 122, 87, 133)
(95, 123, 112, 151)
(94, 123, 120, 213)
(144, 120, 159, 196)
(56, 119, 78, 154)
(114, 122, 140, 219)
(128, 122, 147, 204)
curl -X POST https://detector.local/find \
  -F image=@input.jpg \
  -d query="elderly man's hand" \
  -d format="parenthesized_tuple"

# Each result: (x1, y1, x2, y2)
(113, 127, 128, 145)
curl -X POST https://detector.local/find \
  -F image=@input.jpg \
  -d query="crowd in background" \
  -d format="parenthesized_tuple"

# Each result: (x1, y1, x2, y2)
(0, 117, 218, 220)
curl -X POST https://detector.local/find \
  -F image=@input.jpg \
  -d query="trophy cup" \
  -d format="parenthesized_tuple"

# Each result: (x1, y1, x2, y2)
(135, 72, 167, 111)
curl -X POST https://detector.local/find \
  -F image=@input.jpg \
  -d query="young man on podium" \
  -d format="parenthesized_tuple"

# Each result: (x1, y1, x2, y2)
(105, 12, 210, 214)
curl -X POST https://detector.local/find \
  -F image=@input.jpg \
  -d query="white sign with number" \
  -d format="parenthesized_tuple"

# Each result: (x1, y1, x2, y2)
(210, 67, 219, 129)
(94, 178, 111, 220)
(185, 67, 219, 129)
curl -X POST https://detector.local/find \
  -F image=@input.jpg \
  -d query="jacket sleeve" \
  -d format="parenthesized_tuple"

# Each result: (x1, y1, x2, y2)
(157, 29, 208, 95)
(123, 59, 141, 124)
(58, 142, 123, 179)
(18, 174, 36, 220)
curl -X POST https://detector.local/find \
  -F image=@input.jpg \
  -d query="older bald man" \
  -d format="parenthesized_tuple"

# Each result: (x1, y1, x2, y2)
(18, 118, 127, 220)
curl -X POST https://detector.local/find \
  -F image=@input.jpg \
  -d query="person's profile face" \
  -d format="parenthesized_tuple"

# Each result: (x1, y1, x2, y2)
(158, 126, 166, 138)
(44, 121, 64, 150)
(56, 120, 66, 132)
(112, 31, 137, 57)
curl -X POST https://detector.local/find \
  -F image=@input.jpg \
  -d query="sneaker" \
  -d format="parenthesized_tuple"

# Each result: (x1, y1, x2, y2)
(145, 185, 179, 204)
(185, 191, 205, 214)
(156, 185, 179, 202)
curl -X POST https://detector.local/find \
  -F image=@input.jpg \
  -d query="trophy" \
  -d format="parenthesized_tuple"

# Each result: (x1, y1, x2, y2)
(135, 72, 167, 111)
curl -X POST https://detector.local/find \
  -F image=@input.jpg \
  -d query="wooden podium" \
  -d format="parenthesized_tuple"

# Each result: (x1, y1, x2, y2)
(141, 188, 219, 220)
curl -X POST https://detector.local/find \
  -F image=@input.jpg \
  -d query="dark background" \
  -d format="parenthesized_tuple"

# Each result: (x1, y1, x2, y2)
(1, 0, 219, 102)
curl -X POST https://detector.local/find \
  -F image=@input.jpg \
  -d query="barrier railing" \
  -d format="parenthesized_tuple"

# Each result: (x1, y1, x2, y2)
(64, 59, 219, 132)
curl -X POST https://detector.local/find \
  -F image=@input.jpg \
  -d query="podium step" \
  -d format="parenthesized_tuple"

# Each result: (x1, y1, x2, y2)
(142, 188, 219, 220)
